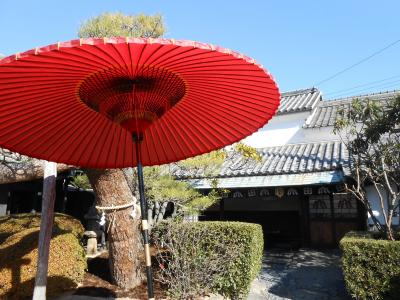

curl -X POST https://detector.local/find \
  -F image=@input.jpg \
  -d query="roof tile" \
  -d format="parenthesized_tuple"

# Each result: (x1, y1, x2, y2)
(178, 141, 351, 179)
(277, 87, 321, 114)
(305, 90, 400, 128)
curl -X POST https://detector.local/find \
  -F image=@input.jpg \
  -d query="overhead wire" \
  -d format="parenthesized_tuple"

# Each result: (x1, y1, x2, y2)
(325, 75, 400, 97)
(315, 38, 400, 86)
(326, 82, 400, 100)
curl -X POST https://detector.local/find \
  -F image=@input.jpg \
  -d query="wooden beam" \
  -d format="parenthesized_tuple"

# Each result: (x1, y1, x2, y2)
(33, 161, 57, 300)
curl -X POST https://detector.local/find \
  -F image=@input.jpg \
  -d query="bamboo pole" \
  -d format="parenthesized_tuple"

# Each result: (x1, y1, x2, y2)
(32, 161, 57, 300)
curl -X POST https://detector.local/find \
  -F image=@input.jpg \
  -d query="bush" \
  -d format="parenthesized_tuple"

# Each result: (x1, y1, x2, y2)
(340, 232, 400, 300)
(0, 213, 85, 243)
(0, 214, 86, 298)
(152, 221, 264, 299)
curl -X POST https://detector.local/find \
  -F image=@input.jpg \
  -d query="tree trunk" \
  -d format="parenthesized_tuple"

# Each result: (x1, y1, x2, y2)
(86, 168, 143, 288)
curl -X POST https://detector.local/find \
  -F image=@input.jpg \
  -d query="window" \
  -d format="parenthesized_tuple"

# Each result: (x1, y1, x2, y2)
(309, 195, 331, 218)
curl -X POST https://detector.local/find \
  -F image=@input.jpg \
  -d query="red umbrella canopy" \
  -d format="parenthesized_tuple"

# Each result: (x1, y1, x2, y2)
(0, 38, 280, 168)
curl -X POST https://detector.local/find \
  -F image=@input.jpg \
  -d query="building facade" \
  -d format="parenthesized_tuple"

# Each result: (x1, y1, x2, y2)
(193, 88, 400, 248)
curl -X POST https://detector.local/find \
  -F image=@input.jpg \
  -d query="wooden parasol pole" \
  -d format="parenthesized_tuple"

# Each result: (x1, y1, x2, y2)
(32, 161, 57, 300)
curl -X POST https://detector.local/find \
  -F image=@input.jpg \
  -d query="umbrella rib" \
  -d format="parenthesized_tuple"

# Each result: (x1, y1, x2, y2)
(188, 88, 277, 117)
(180, 94, 265, 131)
(90, 120, 115, 167)
(0, 96, 76, 131)
(29, 110, 94, 157)
(0, 100, 88, 160)
(176, 101, 249, 139)
(170, 108, 224, 148)
(189, 83, 279, 106)
(189, 80, 278, 98)
(33, 108, 100, 164)
(112, 43, 133, 77)
(144, 45, 198, 68)
(72, 114, 109, 167)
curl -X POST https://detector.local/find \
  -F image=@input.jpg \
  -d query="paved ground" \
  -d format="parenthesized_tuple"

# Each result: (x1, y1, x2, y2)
(55, 249, 350, 300)
(248, 249, 351, 300)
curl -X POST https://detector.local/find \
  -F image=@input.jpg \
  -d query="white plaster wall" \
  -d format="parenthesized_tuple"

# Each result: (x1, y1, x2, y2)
(243, 111, 311, 148)
(302, 127, 339, 143)
(365, 185, 399, 226)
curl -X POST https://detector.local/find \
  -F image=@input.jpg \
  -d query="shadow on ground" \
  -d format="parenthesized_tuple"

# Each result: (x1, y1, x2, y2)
(261, 249, 351, 300)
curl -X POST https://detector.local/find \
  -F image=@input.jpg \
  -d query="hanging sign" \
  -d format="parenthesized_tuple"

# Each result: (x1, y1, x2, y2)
(275, 187, 285, 198)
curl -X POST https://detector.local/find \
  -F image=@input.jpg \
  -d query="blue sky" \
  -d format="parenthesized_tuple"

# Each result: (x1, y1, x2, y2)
(0, 0, 399, 99)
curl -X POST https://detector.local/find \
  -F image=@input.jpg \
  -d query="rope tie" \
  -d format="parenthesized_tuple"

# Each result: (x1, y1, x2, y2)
(96, 201, 136, 232)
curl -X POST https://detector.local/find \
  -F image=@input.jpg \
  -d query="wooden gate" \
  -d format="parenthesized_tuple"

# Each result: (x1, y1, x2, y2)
(308, 192, 365, 247)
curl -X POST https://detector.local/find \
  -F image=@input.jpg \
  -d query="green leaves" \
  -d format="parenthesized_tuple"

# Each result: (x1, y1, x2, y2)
(70, 174, 92, 190)
(234, 142, 262, 162)
(152, 221, 264, 299)
(341, 233, 400, 300)
(333, 95, 400, 237)
(78, 12, 165, 39)
(144, 167, 219, 215)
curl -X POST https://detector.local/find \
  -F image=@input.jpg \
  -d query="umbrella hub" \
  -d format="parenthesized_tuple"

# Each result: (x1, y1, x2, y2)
(78, 66, 186, 134)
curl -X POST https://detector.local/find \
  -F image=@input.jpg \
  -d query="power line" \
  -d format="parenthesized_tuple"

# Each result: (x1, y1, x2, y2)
(326, 81, 400, 100)
(325, 74, 400, 96)
(315, 38, 400, 86)
(327, 81, 400, 99)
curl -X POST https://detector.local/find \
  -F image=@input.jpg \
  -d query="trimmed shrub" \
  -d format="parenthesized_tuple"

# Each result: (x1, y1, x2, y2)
(153, 221, 264, 299)
(0, 213, 84, 243)
(340, 232, 400, 300)
(0, 214, 86, 298)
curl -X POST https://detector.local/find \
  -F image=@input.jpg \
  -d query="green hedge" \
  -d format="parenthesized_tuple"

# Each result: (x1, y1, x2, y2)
(340, 232, 400, 300)
(153, 221, 264, 299)
(0, 213, 84, 243)
(0, 214, 86, 298)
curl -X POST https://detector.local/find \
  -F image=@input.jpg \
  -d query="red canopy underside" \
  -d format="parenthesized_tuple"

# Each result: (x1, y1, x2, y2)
(0, 38, 280, 168)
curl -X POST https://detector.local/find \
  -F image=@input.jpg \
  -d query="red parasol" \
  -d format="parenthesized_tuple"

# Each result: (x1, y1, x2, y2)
(0, 38, 280, 299)
(0, 38, 279, 167)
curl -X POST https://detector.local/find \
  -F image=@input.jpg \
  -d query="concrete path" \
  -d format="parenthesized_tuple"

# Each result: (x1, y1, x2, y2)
(248, 249, 351, 300)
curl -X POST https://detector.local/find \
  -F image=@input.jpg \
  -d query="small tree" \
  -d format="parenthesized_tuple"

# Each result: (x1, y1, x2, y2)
(78, 12, 164, 38)
(334, 95, 400, 240)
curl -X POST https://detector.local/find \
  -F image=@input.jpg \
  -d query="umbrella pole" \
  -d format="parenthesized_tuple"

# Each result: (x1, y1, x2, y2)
(134, 137, 155, 300)
(33, 161, 57, 300)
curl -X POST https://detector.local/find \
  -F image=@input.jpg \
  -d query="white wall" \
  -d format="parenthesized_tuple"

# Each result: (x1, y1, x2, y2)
(243, 111, 311, 148)
(302, 127, 339, 143)
(365, 185, 399, 226)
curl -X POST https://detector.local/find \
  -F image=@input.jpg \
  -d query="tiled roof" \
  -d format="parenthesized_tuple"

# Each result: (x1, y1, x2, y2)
(277, 87, 321, 115)
(220, 141, 349, 177)
(176, 141, 350, 179)
(305, 90, 400, 128)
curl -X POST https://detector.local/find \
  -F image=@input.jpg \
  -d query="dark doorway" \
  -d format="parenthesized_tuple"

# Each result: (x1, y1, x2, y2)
(201, 210, 302, 249)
